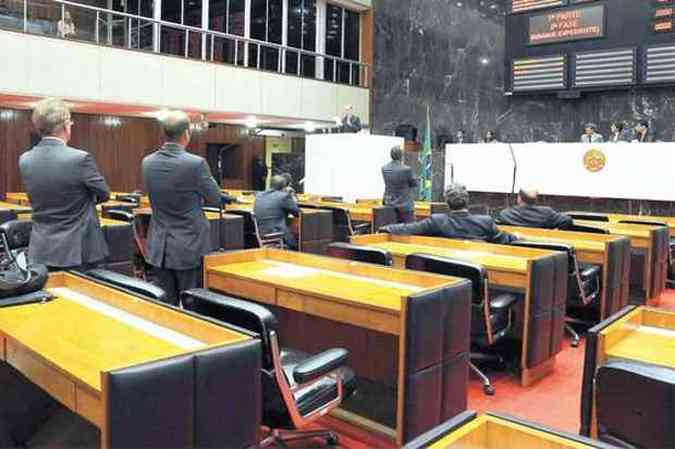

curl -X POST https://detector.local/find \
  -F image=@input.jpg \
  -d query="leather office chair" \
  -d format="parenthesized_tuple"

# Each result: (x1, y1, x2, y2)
(83, 268, 167, 302)
(114, 193, 141, 204)
(568, 213, 610, 223)
(226, 210, 286, 249)
(103, 209, 151, 279)
(567, 223, 610, 234)
(326, 242, 393, 266)
(595, 359, 675, 448)
(512, 241, 600, 347)
(180, 289, 358, 448)
(328, 207, 370, 241)
(405, 254, 520, 395)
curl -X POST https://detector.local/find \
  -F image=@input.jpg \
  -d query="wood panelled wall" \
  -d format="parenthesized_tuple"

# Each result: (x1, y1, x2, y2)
(0, 108, 264, 197)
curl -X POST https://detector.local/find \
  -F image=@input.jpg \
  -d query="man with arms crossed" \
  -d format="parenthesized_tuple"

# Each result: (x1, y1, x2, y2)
(20, 98, 110, 271)
(142, 110, 223, 308)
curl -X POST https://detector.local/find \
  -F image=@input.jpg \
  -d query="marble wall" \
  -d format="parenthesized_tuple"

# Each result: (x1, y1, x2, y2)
(371, 0, 675, 205)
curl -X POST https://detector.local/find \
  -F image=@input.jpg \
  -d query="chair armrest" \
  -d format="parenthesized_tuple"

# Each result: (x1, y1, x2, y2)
(105, 209, 134, 222)
(352, 223, 371, 235)
(490, 293, 520, 311)
(262, 232, 285, 241)
(292, 348, 348, 384)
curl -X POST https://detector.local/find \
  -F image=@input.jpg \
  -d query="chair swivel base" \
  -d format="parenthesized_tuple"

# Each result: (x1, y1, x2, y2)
(469, 359, 498, 396)
(259, 428, 339, 448)
(565, 323, 580, 348)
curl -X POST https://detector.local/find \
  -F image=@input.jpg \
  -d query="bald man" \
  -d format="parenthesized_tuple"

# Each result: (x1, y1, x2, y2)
(496, 189, 573, 230)
(341, 105, 362, 133)
(142, 110, 224, 307)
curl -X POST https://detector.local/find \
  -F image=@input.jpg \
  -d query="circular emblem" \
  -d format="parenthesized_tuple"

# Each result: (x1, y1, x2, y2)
(583, 149, 606, 173)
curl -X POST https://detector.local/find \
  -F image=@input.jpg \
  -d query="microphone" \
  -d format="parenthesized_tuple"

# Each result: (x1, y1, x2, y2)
(507, 141, 517, 206)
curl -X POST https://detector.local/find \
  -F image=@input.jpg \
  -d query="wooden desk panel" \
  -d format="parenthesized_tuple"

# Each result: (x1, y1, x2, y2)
(569, 211, 675, 237)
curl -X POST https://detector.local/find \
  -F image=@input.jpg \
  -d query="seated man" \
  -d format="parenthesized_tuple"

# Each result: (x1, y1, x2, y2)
(254, 175, 301, 249)
(380, 184, 517, 244)
(496, 189, 572, 230)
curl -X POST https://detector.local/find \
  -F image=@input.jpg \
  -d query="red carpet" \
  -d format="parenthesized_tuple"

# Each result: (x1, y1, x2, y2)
(316, 289, 675, 448)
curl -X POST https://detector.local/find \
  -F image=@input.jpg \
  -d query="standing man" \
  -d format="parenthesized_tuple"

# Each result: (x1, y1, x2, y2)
(254, 175, 301, 249)
(341, 104, 362, 133)
(142, 110, 223, 308)
(20, 98, 110, 271)
(382, 146, 418, 223)
(580, 123, 604, 143)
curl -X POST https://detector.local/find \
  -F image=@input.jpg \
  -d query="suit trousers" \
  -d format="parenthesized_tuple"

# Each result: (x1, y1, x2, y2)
(396, 207, 416, 224)
(155, 265, 202, 309)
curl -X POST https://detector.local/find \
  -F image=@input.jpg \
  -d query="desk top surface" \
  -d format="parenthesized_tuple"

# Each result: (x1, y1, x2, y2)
(368, 241, 529, 273)
(605, 325, 675, 369)
(499, 226, 609, 252)
(210, 259, 426, 313)
(573, 220, 655, 239)
(133, 207, 241, 221)
(568, 211, 675, 228)
(0, 201, 31, 211)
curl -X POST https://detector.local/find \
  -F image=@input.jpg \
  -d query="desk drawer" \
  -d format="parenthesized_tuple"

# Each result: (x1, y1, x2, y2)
(6, 339, 76, 409)
(208, 273, 276, 304)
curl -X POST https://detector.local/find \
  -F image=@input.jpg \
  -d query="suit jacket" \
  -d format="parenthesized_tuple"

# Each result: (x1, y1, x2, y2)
(19, 138, 110, 267)
(341, 115, 362, 133)
(253, 190, 300, 238)
(381, 210, 517, 244)
(142, 143, 222, 270)
(382, 161, 417, 211)
(580, 133, 604, 143)
(496, 205, 572, 230)
(636, 132, 655, 143)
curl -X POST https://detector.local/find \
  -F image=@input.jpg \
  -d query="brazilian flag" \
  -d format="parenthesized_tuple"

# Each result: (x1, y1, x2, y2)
(418, 105, 433, 201)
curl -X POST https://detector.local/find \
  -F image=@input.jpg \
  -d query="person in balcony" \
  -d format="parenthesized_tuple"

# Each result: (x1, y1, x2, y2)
(57, 11, 76, 39)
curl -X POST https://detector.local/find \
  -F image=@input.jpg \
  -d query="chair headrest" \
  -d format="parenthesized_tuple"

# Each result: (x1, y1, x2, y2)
(568, 213, 609, 222)
(406, 253, 486, 299)
(0, 220, 32, 250)
(84, 269, 167, 302)
(182, 289, 278, 368)
(618, 220, 667, 228)
(567, 224, 609, 235)
(327, 242, 392, 266)
(511, 240, 575, 255)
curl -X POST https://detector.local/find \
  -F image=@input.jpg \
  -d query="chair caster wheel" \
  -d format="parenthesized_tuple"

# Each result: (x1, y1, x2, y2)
(571, 340, 580, 348)
(326, 433, 339, 446)
(483, 385, 495, 396)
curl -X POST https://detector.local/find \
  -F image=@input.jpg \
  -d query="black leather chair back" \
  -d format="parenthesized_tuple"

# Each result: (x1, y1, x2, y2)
(569, 213, 610, 222)
(0, 220, 32, 250)
(596, 359, 675, 449)
(326, 242, 392, 266)
(102, 209, 134, 222)
(184, 288, 278, 369)
(568, 224, 610, 234)
(227, 209, 263, 248)
(84, 269, 167, 302)
(406, 254, 486, 302)
(115, 194, 141, 204)
(618, 220, 667, 227)
(512, 241, 576, 275)
(321, 196, 343, 202)
(0, 210, 17, 225)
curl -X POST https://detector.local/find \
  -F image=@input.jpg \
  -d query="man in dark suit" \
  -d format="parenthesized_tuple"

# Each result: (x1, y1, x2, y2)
(382, 146, 418, 223)
(496, 189, 573, 230)
(19, 98, 110, 270)
(341, 105, 362, 133)
(142, 110, 223, 308)
(380, 184, 517, 244)
(254, 175, 301, 249)
(634, 121, 655, 143)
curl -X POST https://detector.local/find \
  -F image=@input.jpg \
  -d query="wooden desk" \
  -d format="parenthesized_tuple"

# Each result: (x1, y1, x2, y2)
(204, 248, 472, 445)
(0, 201, 32, 214)
(6, 192, 134, 212)
(355, 199, 450, 219)
(226, 203, 334, 254)
(350, 233, 568, 387)
(582, 306, 675, 439)
(417, 412, 612, 449)
(499, 226, 632, 320)
(133, 207, 245, 251)
(573, 220, 668, 304)
(5, 192, 29, 206)
(0, 272, 250, 447)
(569, 211, 675, 237)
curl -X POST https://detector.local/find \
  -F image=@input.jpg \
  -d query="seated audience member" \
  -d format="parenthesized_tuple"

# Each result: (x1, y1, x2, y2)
(382, 146, 418, 223)
(609, 122, 631, 143)
(496, 189, 573, 230)
(633, 121, 655, 143)
(254, 175, 301, 249)
(482, 130, 499, 143)
(380, 184, 517, 244)
(57, 11, 76, 38)
(20, 98, 110, 271)
(580, 123, 604, 143)
(455, 129, 467, 144)
(341, 104, 362, 133)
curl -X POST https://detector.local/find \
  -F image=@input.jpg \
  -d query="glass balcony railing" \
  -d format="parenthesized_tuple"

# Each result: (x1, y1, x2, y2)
(0, 0, 369, 88)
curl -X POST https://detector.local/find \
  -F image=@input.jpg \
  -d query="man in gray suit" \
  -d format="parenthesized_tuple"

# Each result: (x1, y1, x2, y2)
(580, 123, 604, 143)
(382, 146, 418, 223)
(254, 175, 301, 250)
(142, 110, 222, 308)
(19, 98, 110, 270)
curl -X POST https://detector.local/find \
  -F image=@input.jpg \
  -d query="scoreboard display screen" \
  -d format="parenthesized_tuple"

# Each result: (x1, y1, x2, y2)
(506, 0, 675, 94)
